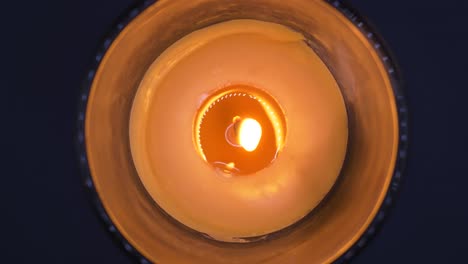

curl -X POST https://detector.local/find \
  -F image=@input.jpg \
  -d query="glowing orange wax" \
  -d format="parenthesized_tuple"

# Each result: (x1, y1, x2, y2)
(129, 19, 348, 241)
(194, 85, 286, 175)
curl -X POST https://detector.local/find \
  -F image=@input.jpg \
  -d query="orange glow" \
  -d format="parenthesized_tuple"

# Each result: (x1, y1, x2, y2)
(194, 85, 286, 175)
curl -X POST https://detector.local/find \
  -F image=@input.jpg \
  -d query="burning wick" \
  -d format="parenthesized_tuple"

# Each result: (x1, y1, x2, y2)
(226, 116, 263, 152)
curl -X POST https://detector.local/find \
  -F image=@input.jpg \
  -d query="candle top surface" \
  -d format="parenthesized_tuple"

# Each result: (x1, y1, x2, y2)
(130, 19, 348, 241)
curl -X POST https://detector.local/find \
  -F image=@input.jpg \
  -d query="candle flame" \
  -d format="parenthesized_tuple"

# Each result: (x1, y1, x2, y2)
(238, 118, 262, 152)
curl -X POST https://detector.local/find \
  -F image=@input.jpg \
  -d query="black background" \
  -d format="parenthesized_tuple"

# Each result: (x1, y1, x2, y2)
(2, 0, 468, 263)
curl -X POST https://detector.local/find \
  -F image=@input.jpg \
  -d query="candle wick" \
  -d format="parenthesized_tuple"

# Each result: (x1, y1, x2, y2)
(225, 121, 242, 147)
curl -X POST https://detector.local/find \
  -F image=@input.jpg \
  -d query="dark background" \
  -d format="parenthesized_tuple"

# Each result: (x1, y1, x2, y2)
(2, 0, 467, 263)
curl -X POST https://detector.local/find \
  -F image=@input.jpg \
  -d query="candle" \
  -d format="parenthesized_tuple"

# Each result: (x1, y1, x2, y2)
(130, 19, 348, 241)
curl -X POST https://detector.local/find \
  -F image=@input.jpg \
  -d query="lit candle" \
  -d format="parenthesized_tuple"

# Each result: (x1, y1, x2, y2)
(130, 19, 348, 241)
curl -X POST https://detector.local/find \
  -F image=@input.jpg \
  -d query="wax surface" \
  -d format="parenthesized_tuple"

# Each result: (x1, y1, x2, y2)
(130, 19, 348, 241)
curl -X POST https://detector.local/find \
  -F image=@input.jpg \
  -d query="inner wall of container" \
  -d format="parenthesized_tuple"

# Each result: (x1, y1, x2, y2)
(85, 0, 398, 263)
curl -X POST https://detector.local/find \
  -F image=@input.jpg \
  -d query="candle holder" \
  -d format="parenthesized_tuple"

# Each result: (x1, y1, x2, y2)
(77, 0, 408, 263)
